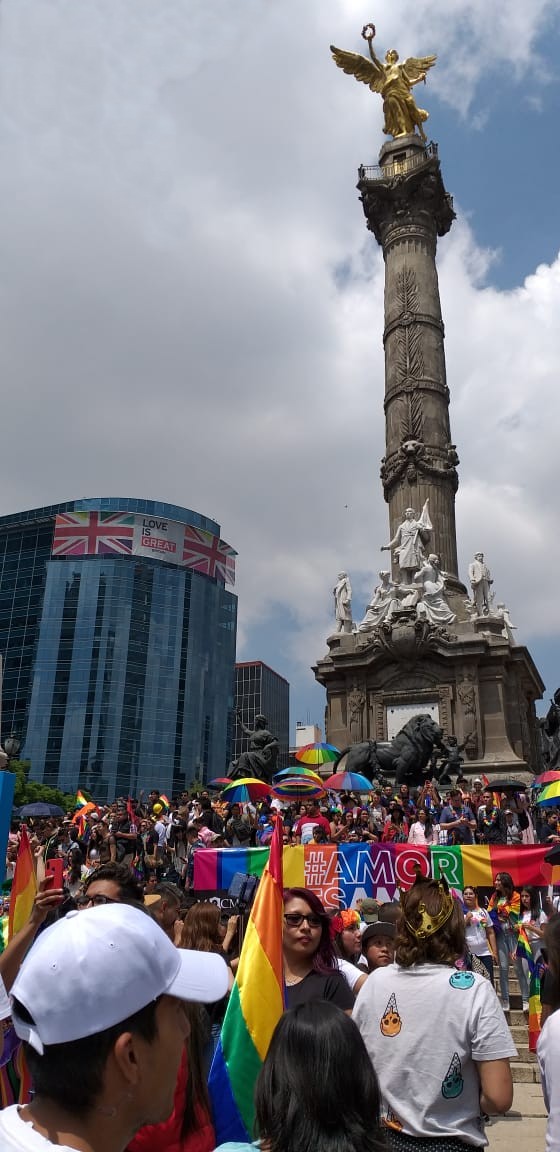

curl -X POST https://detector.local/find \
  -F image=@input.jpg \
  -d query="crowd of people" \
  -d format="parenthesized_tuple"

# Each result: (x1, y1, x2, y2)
(12, 778, 551, 892)
(0, 779, 559, 1152)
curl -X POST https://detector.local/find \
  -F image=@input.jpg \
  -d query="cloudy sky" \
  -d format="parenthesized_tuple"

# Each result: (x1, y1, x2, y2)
(0, 0, 558, 737)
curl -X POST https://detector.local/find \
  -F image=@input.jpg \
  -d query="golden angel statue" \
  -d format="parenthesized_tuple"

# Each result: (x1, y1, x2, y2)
(330, 24, 436, 143)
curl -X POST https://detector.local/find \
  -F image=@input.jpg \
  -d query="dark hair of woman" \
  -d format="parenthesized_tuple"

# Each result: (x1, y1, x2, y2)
(544, 914, 560, 985)
(496, 872, 514, 899)
(396, 880, 465, 967)
(521, 886, 541, 920)
(254, 1001, 385, 1152)
(181, 901, 222, 952)
(283, 888, 336, 974)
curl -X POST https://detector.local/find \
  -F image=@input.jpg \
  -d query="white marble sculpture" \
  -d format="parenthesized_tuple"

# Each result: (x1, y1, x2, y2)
(413, 554, 456, 625)
(357, 571, 398, 631)
(468, 552, 493, 616)
(333, 571, 353, 634)
(495, 602, 517, 642)
(381, 499, 432, 583)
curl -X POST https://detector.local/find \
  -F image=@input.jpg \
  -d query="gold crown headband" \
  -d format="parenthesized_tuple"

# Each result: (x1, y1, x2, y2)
(400, 878, 455, 941)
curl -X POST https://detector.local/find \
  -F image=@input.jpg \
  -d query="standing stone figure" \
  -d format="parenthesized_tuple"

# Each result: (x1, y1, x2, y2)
(357, 571, 398, 631)
(468, 552, 493, 616)
(333, 572, 353, 634)
(381, 499, 432, 583)
(347, 688, 366, 742)
(541, 690, 560, 770)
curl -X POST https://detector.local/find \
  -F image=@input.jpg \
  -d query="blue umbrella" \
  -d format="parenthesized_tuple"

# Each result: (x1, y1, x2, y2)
(18, 802, 65, 819)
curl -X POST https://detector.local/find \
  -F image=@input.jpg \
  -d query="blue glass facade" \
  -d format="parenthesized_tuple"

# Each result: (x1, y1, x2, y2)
(0, 499, 237, 800)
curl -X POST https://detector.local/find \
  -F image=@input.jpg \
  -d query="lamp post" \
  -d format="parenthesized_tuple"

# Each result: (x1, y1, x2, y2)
(3, 734, 20, 769)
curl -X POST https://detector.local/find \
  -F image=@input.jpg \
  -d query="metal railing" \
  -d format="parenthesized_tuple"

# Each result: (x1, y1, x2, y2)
(359, 141, 438, 183)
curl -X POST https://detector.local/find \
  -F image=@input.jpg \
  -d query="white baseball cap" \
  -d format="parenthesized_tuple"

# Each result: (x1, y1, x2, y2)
(11, 903, 229, 1055)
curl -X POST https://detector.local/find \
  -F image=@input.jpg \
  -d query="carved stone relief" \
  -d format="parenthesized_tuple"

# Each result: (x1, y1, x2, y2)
(457, 676, 478, 760)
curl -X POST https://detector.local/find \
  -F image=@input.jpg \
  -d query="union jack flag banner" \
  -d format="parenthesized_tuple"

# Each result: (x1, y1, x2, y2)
(183, 526, 236, 584)
(52, 512, 135, 557)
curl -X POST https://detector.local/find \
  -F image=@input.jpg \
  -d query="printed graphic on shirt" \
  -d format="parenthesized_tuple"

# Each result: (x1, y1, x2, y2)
(383, 1107, 403, 1131)
(449, 970, 475, 990)
(441, 1052, 464, 1099)
(380, 992, 402, 1037)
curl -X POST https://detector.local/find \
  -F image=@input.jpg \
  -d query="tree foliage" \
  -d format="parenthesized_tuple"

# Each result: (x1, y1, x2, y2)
(10, 760, 77, 813)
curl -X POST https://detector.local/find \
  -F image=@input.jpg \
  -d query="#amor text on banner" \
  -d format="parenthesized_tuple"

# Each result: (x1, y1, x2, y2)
(194, 843, 560, 910)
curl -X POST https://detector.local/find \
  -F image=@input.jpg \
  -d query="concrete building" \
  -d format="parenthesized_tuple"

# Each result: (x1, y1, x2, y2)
(0, 498, 237, 799)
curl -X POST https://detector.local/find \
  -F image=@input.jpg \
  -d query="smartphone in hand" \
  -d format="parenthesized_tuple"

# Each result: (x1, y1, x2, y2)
(45, 857, 64, 890)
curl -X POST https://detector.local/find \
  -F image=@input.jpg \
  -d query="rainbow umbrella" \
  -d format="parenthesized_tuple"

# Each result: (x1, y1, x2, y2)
(295, 742, 340, 767)
(221, 778, 273, 804)
(324, 771, 373, 793)
(534, 771, 560, 787)
(273, 766, 324, 784)
(536, 780, 560, 806)
(208, 777, 232, 790)
(272, 777, 326, 801)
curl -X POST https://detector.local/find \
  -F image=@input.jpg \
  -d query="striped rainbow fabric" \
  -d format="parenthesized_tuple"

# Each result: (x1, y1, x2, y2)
(195, 843, 559, 909)
(516, 923, 543, 1052)
(8, 827, 37, 941)
(208, 816, 285, 1142)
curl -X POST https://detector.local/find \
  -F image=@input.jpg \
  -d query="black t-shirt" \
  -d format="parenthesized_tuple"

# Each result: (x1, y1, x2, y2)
(285, 969, 355, 1011)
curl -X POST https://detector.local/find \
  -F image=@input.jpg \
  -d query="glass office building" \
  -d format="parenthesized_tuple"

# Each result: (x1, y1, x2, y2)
(0, 498, 237, 800)
(233, 661, 290, 771)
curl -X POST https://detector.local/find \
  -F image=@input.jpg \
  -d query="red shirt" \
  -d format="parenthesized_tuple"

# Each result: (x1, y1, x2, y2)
(294, 814, 331, 844)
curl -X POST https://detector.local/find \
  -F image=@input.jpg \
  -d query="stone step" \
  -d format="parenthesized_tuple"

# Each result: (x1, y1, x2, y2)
(511, 1061, 541, 1084)
(510, 1010, 529, 1026)
(511, 1046, 538, 1063)
(510, 1025, 529, 1042)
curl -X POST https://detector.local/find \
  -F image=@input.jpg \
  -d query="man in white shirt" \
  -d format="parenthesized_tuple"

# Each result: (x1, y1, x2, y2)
(0, 903, 228, 1152)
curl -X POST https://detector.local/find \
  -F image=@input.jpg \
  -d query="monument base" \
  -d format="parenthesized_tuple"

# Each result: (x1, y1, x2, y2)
(314, 614, 544, 778)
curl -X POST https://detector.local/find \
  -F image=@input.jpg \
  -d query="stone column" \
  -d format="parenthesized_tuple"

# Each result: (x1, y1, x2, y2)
(358, 136, 462, 584)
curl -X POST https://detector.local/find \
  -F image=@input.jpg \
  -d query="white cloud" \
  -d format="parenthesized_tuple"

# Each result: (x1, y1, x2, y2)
(0, 0, 557, 720)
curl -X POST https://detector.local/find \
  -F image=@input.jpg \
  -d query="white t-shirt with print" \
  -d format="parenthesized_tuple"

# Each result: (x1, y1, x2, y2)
(464, 908, 493, 957)
(0, 1106, 77, 1151)
(353, 962, 516, 1147)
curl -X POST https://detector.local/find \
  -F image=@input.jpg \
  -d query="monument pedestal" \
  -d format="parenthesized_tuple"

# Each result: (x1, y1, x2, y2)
(315, 616, 543, 777)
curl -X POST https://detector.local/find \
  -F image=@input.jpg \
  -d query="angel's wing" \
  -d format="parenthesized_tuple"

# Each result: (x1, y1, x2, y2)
(401, 54, 437, 84)
(330, 45, 385, 94)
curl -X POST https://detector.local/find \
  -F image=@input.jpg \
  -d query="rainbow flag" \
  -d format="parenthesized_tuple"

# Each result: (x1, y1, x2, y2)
(75, 789, 89, 808)
(208, 816, 285, 1142)
(8, 827, 37, 941)
(158, 794, 170, 810)
(516, 924, 543, 1052)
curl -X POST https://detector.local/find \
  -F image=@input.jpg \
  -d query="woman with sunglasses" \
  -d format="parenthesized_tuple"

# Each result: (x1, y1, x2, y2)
(282, 888, 354, 1010)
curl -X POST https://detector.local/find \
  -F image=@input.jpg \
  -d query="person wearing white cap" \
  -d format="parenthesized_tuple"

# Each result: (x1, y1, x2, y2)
(0, 903, 229, 1152)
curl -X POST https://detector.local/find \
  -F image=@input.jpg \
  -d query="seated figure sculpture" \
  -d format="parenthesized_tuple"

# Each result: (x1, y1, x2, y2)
(357, 571, 398, 632)
(413, 554, 455, 625)
(227, 712, 279, 784)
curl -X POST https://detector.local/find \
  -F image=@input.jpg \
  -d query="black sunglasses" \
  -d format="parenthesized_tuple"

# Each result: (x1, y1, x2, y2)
(284, 912, 323, 929)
